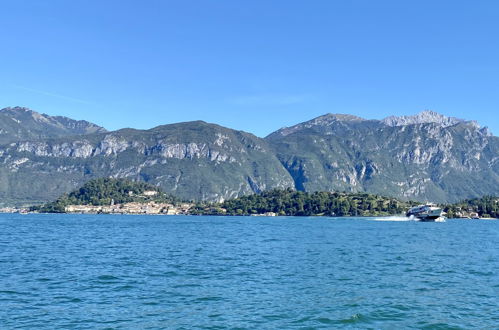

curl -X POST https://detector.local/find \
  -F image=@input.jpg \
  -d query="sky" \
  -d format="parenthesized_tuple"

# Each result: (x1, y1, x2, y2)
(1, 0, 498, 136)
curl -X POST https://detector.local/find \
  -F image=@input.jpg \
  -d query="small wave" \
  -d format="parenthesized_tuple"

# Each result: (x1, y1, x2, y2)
(195, 296, 224, 302)
(338, 313, 371, 324)
(172, 283, 202, 289)
(114, 285, 135, 291)
(261, 238, 281, 243)
(0, 290, 26, 295)
(291, 316, 312, 324)
(55, 296, 82, 303)
(316, 317, 335, 324)
(96, 275, 120, 281)
(148, 271, 179, 277)
(263, 314, 287, 321)
(420, 322, 462, 329)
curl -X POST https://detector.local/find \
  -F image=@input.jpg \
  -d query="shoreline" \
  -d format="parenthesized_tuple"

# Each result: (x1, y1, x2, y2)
(2, 211, 497, 220)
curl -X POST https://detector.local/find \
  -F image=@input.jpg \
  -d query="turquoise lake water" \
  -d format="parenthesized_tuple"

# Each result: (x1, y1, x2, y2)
(1, 214, 498, 329)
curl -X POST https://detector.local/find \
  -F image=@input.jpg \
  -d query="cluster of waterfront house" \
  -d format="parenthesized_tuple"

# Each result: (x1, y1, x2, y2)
(65, 201, 193, 215)
(62, 190, 193, 214)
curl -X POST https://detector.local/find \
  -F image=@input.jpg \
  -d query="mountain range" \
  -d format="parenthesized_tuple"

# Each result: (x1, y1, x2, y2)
(0, 106, 496, 206)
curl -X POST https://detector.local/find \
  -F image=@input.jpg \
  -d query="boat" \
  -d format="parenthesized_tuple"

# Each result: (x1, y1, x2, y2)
(406, 203, 446, 222)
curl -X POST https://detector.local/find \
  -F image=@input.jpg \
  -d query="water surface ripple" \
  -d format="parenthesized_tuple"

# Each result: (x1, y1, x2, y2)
(1, 214, 498, 329)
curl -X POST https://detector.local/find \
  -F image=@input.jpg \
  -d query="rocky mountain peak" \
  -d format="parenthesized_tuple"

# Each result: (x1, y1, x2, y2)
(381, 110, 468, 128)
(269, 113, 365, 137)
(1, 106, 33, 115)
(314, 113, 365, 123)
(0, 106, 107, 143)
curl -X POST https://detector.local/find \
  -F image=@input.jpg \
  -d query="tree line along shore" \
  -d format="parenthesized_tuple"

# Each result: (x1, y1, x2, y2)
(13, 178, 496, 219)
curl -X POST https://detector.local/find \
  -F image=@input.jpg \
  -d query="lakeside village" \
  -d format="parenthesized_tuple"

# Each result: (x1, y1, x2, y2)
(0, 197, 277, 216)
(0, 190, 194, 216)
(0, 197, 275, 216)
(0, 178, 497, 220)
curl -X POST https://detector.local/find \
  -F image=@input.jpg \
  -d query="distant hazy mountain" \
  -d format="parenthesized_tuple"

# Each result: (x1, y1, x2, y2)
(266, 111, 498, 203)
(0, 107, 106, 143)
(0, 107, 496, 206)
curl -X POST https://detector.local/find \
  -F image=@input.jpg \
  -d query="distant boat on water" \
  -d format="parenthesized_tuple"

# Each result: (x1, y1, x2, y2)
(407, 204, 446, 222)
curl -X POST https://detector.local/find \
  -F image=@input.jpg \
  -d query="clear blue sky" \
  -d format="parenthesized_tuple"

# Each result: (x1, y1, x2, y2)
(1, 0, 498, 136)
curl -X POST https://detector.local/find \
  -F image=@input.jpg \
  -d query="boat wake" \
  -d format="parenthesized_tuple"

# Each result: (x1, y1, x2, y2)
(369, 216, 414, 222)
(369, 215, 446, 222)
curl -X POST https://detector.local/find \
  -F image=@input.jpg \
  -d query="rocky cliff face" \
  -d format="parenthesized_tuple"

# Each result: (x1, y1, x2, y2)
(266, 111, 498, 203)
(0, 108, 496, 205)
(0, 120, 294, 205)
(381, 110, 466, 128)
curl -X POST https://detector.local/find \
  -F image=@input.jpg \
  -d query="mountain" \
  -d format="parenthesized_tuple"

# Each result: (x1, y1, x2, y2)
(0, 106, 106, 143)
(0, 107, 496, 205)
(381, 110, 467, 128)
(0, 120, 293, 205)
(266, 111, 498, 203)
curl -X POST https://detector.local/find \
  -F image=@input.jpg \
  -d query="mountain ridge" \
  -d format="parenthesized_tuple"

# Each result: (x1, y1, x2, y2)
(269, 110, 492, 138)
(0, 115, 294, 204)
(381, 110, 485, 130)
(0, 106, 496, 205)
(266, 115, 497, 203)
(0, 106, 107, 144)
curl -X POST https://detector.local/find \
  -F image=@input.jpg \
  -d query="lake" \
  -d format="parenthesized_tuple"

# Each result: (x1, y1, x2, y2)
(1, 214, 498, 329)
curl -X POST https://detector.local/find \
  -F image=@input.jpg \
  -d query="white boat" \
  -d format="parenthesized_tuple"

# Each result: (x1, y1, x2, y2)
(407, 203, 446, 222)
